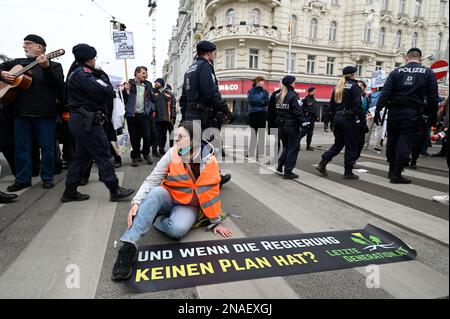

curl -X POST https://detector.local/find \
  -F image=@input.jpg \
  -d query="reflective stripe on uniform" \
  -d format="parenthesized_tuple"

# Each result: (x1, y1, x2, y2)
(163, 185, 193, 194)
(197, 184, 218, 194)
(166, 174, 191, 182)
(202, 194, 222, 209)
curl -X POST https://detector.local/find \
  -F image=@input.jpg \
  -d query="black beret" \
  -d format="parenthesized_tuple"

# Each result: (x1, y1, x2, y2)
(343, 66, 357, 75)
(72, 44, 97, 62)
(155, 78, 165, 87)
(282, 75, 296, 86)
(196, 40, 217, 54)
(308, 87, 315, 93)
(24, 34, 46, 47)
(406, 47, 422, 57)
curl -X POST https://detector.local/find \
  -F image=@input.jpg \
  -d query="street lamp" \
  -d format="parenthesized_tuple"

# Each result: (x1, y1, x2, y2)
(179, 8, 194, 64)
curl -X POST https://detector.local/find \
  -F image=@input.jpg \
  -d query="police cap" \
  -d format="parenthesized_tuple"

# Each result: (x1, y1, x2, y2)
(72, 43, 97, 62)
(343, 66, 357, 75)
(24, 34, 46, 47)
(282, 75, 296, 86)
(196, 40, 217, 55)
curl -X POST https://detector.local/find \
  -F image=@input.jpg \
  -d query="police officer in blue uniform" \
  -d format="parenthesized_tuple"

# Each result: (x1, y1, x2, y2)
(180, 40, 234, 186)
(61, 44, 134, 202)
(269, 75, 308, 179)
(374, 48, 439, 184)
(316, 66, 364, 179)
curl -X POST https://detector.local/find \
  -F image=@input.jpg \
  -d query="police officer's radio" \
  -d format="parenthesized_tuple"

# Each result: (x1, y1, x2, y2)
(0, 49, 65, 105)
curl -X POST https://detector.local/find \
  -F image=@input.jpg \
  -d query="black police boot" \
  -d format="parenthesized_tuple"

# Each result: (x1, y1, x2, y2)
(306, 145, 314, 151)
(315, 159, 329, 176)
(409, 160, 417, 169)
(0, 191, 18, 203)
(390, 166, 411, 184)
(144, 155, 153, 165)
(388, 164, 395, 179)
(283, 171, 299, 179)
(343, 165, 359, 180)
(111, 242, 137, 281)
(220, 174, 231, 188)
(110, 187, 135, 202)
(61, 184, 90, 203)
(131, 159, 139, 167)
(276, 164, 283, 173)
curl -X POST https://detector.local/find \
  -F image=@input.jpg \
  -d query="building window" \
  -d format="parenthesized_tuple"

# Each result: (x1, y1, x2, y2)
(286, 52, 296, 72)
(309, 18, 318, 39)
(364, 22, 372, 42)
(395, 30, 402, 48)
(326, 57, 335, 75)
(437, 32, 444, 51)
(225, 49, 235, 69)
(290, 15, 298, 37)
(356, 64, 363, 77)
(226, 9, 236, 25)
(375, 61, 383, 71)
(307, 55, 316, 74)
(331, 0, 339, 6)
(440, 0, 447, 18)
(249, 48, 259, 69)
(382, 0, 389, 10)
(414, 0, 422, 17)
(411, 32, 418, 47)
(251, 8, 261, 25)
(379, 28, 386, 47)
(329, 21, 337, 41)
(399, 0, 406, 14)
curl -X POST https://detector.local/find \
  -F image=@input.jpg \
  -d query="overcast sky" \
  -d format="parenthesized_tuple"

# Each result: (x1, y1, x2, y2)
(0, 0, 179, 82)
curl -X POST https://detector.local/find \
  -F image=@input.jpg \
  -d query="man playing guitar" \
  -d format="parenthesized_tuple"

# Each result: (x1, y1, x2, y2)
(0, 34, 65, 193)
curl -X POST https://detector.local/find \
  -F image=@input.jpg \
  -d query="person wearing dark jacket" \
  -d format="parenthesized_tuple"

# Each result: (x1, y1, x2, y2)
(180, 40, 234, 186)
(247, 76, 269, 157)
(300, 87, 318, 151)
(270, 75, 309, 179)
(60, 44, 134, 203)
(123, 66, 156, 166)
(374, 48, 439, 184)
(0, 34, 65, 191)
(152, 78, 173, 156)
(164, 84, 177, 148)
(316, 66, 364, 179)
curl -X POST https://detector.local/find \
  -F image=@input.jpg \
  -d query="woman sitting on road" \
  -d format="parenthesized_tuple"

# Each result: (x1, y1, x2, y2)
(112, 120, 233, 281)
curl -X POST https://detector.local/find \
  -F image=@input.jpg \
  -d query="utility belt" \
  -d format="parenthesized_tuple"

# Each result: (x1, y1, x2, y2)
(335, 109, 354, 117)
(71, 107, 107, 132)
(186, 102, 224, 127)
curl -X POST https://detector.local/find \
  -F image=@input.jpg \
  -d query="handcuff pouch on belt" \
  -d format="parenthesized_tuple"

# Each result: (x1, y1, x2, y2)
(77, 107, 106, 132)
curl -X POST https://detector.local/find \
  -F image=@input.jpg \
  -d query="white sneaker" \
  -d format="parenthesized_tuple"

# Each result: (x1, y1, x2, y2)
(432, 194, 449, 204)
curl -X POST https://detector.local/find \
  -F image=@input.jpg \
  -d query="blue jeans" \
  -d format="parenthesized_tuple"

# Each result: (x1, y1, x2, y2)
(14, 116, 55, 184)
(121, 186, 199, 246)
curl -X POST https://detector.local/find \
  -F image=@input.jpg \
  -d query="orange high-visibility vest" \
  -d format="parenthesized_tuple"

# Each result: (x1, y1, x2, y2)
(161, 149, 222, 218)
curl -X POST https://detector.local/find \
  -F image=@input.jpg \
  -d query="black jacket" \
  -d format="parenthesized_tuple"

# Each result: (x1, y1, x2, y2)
(270, 86, 307, 128)
(329, 78, 364, 122)
(376, 61, 439, 125)
(180, 57, 231, 119)
(153, 88, 175, 122)
(0, 58, 64, 118)
(301, 95, 318, 120)
(66, 64, 115, 113)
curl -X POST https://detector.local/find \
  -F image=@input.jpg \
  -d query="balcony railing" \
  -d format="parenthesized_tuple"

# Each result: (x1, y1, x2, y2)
(205, 24, 282, 42)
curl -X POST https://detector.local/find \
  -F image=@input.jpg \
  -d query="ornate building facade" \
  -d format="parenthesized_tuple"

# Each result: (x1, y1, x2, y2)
(164, 0, 449, 122)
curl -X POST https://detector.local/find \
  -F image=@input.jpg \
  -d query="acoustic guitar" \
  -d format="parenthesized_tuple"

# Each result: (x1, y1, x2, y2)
(0, 49, 65, 105)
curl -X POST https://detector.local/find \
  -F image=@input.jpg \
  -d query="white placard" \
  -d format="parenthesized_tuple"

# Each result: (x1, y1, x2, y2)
(371, 70, 386, 88)
(113, 31, 135, 60)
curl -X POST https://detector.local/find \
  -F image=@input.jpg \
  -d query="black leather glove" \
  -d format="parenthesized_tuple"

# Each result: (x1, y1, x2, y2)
(373, 112, 381, 126)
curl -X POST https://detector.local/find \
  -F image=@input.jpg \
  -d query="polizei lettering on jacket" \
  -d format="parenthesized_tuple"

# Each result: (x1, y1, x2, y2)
(397, 67, 426, 74)
(276, 103, 290, 110)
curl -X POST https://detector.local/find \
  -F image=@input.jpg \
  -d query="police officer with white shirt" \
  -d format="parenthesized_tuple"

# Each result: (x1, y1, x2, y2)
(374, 48, 439, 184)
